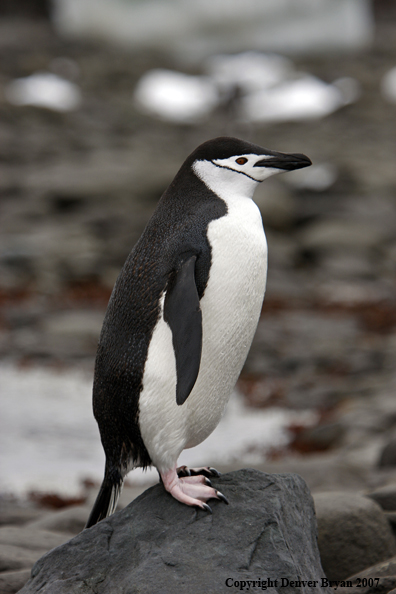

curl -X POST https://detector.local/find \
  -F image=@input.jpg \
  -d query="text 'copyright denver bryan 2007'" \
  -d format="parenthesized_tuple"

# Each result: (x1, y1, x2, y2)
(225, 577, 381, 590)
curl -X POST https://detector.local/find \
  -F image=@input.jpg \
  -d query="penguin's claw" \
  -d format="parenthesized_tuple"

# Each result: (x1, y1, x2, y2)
(201, 503, 212, 513)
(216, 491, 229, 505)
(176, 465, 191, 477)
(177, 466, 221, 479)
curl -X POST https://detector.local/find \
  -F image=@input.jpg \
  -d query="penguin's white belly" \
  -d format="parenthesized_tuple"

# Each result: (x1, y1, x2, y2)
(138, 197, 267, 473)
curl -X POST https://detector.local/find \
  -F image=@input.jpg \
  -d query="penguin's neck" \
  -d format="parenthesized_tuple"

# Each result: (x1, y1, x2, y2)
(192, 160, 259, 203)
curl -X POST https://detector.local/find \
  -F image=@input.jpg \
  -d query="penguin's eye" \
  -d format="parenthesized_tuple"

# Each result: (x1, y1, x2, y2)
(236, 157, 248, 165)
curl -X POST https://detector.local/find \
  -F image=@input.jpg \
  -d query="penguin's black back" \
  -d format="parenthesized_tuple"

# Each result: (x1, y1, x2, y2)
(93, 164, 227, 472)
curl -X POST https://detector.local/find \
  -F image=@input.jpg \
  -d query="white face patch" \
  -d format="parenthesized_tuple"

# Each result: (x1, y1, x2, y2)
(212, 153, 280, 183)
(193, 156, 279, 202)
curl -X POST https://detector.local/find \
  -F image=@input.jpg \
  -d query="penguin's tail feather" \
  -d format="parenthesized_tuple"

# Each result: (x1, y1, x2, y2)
(85, 468, 123, 529)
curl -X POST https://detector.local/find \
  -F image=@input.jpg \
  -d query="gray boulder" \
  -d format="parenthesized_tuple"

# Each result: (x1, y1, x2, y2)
(0, 543, 43, 573)
(0, 526, 70, 552)
(0, 526, 71, 576)
(20, 469, 330, 594)
(25, 505, 91, 535)
(0, 568, 31, 594)
(0, 501, 44, 528)
(0, 526, 71, 592)
(379, 438, 396, 468)
(367, 485, 396, 511)
(314, 492, 396, 581)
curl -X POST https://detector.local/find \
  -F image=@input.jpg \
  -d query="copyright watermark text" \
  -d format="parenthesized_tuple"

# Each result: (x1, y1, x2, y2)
(225, 577, 380, 591)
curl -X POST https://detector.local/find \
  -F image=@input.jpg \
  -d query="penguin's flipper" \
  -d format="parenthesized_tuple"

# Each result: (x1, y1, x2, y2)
(164, 255, 202, 406)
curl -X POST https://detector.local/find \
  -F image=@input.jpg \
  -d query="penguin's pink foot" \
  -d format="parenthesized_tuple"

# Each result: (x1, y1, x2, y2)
(161, 467, 228, 511)
(176, 465, 221, 479)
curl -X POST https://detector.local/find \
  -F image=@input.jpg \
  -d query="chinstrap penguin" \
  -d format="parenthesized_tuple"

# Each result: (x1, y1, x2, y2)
(85, 137, 311, 528)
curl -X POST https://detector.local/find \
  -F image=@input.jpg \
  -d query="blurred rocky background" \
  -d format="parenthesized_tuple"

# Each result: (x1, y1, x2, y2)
(1, 0, 396, 590)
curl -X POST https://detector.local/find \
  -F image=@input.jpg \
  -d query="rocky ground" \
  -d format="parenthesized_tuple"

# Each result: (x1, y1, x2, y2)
(1, 8, 396, 593)
(4, 475, 396, 593)
(15, 471, 336, 594)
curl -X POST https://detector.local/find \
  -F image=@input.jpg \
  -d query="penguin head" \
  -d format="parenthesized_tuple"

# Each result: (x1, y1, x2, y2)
(190, 137, 311, 199)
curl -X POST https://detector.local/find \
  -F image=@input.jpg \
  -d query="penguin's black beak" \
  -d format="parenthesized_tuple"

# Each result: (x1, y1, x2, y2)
(254, 152, 312, 171)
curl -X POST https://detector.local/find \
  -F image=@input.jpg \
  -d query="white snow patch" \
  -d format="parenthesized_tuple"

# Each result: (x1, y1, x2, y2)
(241, 74, 345, 123)
(134, 69, 218, 123)
(5, 73, 81, 112)
(0, 364, 315, 495)
(381, 67, 396, 104)
(134, 53, 360, 125)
